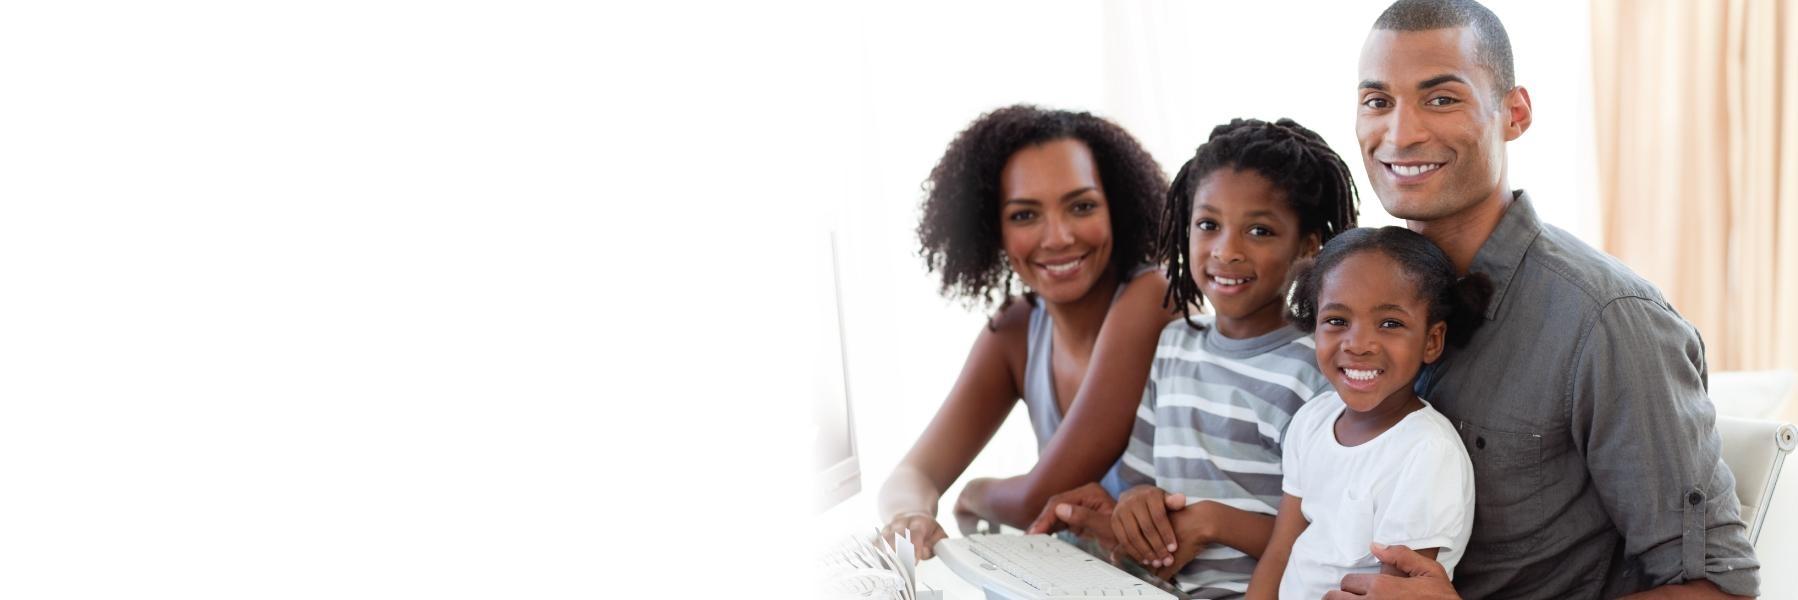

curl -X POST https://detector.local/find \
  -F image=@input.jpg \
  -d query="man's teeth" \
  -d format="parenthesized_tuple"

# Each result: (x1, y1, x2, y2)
(1044, 260, 1080, 275)
(1212, 275, 1250, 286)
(1344, 368, 1381, 381)
(1391, 163, 1441, 177)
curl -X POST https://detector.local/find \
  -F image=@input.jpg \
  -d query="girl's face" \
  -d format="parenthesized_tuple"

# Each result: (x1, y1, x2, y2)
(998, 138, 1114, 305)
(1189, 168, 1319, 339)
(1313, 251, 1446, 413)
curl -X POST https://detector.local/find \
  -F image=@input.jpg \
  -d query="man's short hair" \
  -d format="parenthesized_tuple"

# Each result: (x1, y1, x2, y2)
(1373, 0, 1515, 98)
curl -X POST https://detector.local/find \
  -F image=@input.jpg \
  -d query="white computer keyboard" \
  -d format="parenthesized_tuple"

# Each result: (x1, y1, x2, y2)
(934, 534, 1180, 599)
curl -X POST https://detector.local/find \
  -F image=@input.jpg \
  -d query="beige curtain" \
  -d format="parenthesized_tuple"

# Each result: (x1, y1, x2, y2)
(1593, 0, 1798, 420)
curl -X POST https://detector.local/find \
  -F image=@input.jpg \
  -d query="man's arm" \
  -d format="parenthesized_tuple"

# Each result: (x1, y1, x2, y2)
(1571, 297, 1760, 597)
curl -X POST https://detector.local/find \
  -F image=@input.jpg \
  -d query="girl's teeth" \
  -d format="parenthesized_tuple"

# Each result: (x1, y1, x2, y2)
(1344, 368, 1380, 381)
(1392, 163, 1441, 177)
(1213, 276, 1249, 286)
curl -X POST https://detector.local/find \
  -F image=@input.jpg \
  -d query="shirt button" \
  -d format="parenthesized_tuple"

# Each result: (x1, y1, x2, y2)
(1689, 491, 1704, 506)
(1475, 436, 1486, 449)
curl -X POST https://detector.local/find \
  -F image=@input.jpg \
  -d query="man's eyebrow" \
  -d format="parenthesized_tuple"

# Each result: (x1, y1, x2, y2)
(1359, 80, 1387, 92)
(1420, 74, 1470, 90)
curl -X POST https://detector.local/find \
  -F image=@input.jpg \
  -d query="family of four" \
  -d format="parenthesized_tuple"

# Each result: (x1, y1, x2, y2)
(875, 1, 1762, 598)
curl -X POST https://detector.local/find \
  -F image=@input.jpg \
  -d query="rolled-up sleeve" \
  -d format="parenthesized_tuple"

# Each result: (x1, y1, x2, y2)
(1570, 297, 1759, 596)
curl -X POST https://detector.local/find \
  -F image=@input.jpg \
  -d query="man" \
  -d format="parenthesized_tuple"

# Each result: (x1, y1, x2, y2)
(1334, 1, 1760, 598)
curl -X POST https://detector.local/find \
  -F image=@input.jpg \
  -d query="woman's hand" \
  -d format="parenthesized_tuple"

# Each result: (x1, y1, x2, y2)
(880, 512, 948, 561)
(1026, 482, 1116, 537)
(953, 478, 999, 534)
(1111, 485, 1181, 569)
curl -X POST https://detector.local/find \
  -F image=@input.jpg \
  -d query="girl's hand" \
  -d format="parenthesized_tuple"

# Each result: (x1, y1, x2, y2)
(1110, 485, 1181, 568)
(879, 512, 948, 561)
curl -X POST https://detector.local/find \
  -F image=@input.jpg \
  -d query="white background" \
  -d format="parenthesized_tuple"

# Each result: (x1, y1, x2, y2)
(5, 1, 1744, 598)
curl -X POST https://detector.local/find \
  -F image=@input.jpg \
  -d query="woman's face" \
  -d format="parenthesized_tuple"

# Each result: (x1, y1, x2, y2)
(997, 138, 1114, 305)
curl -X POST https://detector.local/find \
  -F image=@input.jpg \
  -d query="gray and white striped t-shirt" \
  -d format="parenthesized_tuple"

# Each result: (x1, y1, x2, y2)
(1119, 316, 1327, 599)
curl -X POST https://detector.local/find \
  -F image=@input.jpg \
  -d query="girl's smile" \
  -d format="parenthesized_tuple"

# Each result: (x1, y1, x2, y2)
(1313, 251, 1445, 414)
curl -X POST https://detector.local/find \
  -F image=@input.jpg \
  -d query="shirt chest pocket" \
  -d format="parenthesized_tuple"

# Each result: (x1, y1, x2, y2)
(1460, 424, 1546, 547)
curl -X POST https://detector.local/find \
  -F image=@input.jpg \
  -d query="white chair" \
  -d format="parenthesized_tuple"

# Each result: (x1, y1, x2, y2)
(1710, 370, 1795, 419)
(1716, 415, 1798, 545)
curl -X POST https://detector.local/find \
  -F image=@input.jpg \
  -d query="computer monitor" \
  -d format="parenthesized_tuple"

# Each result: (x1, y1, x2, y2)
(814, 232, 861, 511)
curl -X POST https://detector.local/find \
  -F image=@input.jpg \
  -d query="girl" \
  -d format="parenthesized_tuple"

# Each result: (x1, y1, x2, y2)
(1082, 118, 1359, 598)
(1246, 226, 1491, 599)
(878, 105, 1178, 560)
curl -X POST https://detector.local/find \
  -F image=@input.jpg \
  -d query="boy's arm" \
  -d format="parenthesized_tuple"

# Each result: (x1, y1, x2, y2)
(1186, 499, 1287, 560)
(1245, 494, 1306, 600)
(1151, 498, 1277, 581)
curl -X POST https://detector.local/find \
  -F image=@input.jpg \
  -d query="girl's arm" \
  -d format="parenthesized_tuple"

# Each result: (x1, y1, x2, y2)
(967, 272, 1176, 528)
(1245, 494, 1308, 600)
(877, 301, 1031, 555)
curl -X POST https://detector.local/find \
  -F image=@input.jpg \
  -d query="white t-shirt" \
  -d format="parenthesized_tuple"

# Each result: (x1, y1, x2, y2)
(1277, 391, 1475, 600)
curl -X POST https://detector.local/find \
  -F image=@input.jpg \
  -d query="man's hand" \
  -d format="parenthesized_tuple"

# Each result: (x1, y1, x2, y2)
(1026, 482, 1116, 536)
(1112, 486, 1183, 569)
(1325, 544, 1459, 600)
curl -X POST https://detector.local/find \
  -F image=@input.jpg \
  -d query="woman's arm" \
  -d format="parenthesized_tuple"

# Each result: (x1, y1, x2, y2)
(1246, 494, 1307, 600)
(877, 301, 1030, 554)
(967, 272, 1176, 527)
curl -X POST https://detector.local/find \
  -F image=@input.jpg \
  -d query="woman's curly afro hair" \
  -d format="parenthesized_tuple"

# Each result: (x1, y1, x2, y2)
(917, 104, 1166, 312)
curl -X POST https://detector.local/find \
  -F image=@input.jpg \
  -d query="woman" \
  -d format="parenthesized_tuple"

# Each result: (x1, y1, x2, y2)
(879, 105, 1177, 559)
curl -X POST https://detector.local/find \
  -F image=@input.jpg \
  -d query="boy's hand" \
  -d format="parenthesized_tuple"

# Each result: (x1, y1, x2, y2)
(1152, 497, 1215, 580)
(1111, 486, 1183, 568)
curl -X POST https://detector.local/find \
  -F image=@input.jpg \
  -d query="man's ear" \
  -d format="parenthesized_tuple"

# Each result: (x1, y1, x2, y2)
(1503, 86, 1533, 141)
(1422, 321, 1447, 364)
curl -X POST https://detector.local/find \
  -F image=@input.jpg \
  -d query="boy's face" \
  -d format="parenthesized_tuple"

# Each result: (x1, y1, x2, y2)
(1187, 167, 1317, 339)
(1355, 26, 1525, 224)
(1313, 251, 1445, 413)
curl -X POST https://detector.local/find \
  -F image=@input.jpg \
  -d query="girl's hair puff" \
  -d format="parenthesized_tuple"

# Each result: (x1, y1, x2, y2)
(1156, 118, 1360, 326)
(1286, 226, 1494, 348)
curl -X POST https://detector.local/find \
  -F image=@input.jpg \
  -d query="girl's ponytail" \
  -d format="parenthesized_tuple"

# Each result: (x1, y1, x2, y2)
(1443, 273, 1495, 348)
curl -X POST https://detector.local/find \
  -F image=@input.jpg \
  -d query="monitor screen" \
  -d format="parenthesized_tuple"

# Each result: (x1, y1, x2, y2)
(814, 232, 860, 511)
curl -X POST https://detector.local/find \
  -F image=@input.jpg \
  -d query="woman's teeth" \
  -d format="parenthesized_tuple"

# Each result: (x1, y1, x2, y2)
(1344, 368, 1381, 381)
(1391, 163, 1441, 177)
(1043, 259, 1080, 275)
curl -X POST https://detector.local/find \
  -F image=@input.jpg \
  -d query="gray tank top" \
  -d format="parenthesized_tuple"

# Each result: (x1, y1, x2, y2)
(1022, 267, 1151, 497)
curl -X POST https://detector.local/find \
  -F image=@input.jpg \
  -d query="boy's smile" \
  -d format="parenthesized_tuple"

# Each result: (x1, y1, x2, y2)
(1188, 168, 1317, 339)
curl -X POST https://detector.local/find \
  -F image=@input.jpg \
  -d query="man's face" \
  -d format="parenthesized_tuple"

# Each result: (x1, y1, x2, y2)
(1356, 27, 1521, 222)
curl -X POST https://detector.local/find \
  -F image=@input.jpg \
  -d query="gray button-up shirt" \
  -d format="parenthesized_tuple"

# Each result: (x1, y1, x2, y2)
(1415, 192, 1759, 598)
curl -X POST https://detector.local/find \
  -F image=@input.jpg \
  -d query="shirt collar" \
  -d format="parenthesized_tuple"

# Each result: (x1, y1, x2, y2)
(1469, 190, 1541, 320)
